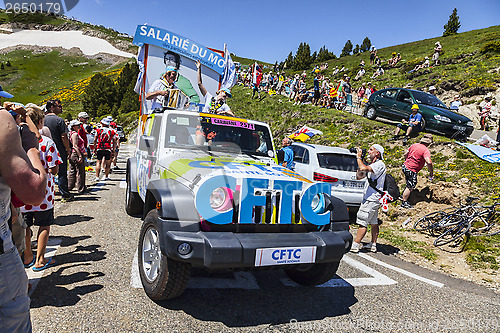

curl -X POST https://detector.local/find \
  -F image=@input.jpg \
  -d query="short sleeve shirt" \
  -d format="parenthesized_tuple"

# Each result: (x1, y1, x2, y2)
(363, 159, 386, 202)
(404, 143, 430, 173)
(44, 114, 69, 159)
(281, 146, 295, 170)
(202, 92, 230, 114)
(450, 100, 462, 110)
(21, 136, 62, 213)
(149, 79, 168, 110)
(409, 112, 422, 124)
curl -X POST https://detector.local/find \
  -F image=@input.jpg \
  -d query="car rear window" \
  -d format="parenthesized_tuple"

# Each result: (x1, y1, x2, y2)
(317, 153, 358, 172)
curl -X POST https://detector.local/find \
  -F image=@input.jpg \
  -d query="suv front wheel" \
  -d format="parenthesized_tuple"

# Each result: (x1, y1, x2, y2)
(284, 261, 340, 286)
(138, 210, 191, 300)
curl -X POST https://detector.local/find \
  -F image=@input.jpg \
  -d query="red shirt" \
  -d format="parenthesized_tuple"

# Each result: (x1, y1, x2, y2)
(404, 143, 430, 173)
(78, 124, 88, 147)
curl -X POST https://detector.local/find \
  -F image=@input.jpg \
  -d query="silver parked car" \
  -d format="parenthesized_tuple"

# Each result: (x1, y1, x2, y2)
(291, 143, 364, 213)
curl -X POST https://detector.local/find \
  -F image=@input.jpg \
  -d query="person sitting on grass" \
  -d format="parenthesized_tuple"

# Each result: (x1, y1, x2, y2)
(371, 66, 384, 79)
(390, 104, 422, 144)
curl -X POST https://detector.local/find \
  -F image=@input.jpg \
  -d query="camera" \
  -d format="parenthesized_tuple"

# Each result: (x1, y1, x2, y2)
(349, 147, 367, 160)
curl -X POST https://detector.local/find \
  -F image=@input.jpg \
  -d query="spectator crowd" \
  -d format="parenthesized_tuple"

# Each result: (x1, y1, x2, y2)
(0, 84, 122, 331)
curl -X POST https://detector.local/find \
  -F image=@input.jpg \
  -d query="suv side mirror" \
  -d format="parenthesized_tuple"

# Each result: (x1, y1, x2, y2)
(139, 135, 156, 154)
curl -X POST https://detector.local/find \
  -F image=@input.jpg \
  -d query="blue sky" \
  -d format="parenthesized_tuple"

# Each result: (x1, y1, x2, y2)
(23, 0, 500, 63)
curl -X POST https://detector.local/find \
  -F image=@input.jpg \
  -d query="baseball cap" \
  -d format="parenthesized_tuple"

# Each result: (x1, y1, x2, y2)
(372, 144, 384, 160)
(0, 85, 13, 98)
(78, 111, 89, 118)
(69, 119, 82, 127)
(411, 104, 419, 110)
(101, 118, 111, 126)
(165, 66, 178, 73)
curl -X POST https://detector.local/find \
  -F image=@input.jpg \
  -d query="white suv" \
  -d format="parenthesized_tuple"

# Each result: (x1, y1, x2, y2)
(291, 143, 364, 212)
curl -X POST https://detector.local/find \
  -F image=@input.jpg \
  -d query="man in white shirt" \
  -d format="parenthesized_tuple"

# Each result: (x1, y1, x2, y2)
(146, 66, 180, 110)
(450, 95, 462, 110)
(350, 144, 386, 253)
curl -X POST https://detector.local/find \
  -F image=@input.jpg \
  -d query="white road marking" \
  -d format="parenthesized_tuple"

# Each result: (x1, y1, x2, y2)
(358, 253, 444, 288)
(131, 251, 396, 289)
(281, 255, 397, 287)
(131, 250, 141, 288)
(119, 179, 127, 189)
(25, 237, 61, 296)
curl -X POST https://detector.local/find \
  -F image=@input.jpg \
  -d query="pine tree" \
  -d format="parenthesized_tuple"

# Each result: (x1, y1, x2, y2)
(360, 37, 372, 52)
(353, 44, 360, 55)
(340, 40, 353, 57)
(294, 42, 312, 70)
(317, 46, 335, 62)
(284, 52, 294, 69)
(82, 73, 115, 118)
(443, 8, 460, 37)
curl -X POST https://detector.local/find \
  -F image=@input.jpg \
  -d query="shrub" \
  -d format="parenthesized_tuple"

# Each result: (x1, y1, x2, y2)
(480, 41, 500, 54)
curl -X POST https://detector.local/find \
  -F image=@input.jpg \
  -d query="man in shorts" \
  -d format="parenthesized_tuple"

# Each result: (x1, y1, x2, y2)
(93, 117, 117, 181)
(351, 144, 386, 253)
(390, 104, 422, 144)
(400, 134, 434, 209)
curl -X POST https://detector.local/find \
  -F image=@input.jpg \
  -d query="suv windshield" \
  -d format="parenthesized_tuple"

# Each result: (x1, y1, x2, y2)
(165, 113, 273, 156)
(317, 153, 358, 172)
(412, 91, 446, 108)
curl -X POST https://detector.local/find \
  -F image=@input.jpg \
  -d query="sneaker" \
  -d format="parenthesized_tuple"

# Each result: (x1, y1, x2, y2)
(350, 242, 361, 253)
(94, 176, 100, 182)
(104, 176, 111, 181)
(402, 136, 409, 145)
(364, 242, 377, 253)
(400, 201, 413, 209)
(389, 135, 399, 141)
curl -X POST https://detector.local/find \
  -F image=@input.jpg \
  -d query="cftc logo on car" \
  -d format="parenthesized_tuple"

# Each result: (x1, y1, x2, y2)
(4, 0, 79, 14)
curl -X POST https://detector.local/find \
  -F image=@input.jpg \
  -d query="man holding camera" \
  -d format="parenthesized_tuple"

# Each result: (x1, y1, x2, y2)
(351, 144, 386, 253)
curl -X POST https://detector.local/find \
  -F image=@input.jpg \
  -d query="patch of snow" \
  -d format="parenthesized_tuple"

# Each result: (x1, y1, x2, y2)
(0, 30, 135, 58)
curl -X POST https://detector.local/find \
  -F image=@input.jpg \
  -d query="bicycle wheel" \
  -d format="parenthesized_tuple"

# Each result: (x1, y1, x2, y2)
(469, 210, 500, 237)
(434, 221, 470, 247)
(414, 211, 448, 233)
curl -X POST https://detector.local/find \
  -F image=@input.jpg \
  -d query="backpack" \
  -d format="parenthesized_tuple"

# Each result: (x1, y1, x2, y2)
(368, 172, 400, 203)
(96, 127, 113, 150)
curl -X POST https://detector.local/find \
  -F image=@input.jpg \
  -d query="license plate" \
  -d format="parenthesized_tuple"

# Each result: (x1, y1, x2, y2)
(343, 180, 363, 188)
(453, 125, 466, 131)
(255, 246, 317, 267)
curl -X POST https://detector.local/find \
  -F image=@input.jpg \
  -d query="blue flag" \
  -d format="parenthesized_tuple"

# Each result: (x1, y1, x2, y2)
(221, 44, 236, 90)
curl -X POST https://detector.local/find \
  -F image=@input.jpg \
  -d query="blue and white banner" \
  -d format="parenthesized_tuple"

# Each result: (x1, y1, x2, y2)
(220, 44, 237, 91)
(134, 25, 225, 75)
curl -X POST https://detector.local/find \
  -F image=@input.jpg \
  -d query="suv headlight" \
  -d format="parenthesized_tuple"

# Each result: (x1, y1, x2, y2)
(311, 194, 325, 214)
(434, 115, 451, 123)
(210, 187, 233, 212)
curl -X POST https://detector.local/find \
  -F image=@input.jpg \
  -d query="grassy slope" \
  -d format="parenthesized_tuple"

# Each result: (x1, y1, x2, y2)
(0, 49, 117, 113)
(289, 25, 500, 95)
(230, 83, 500, 267)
